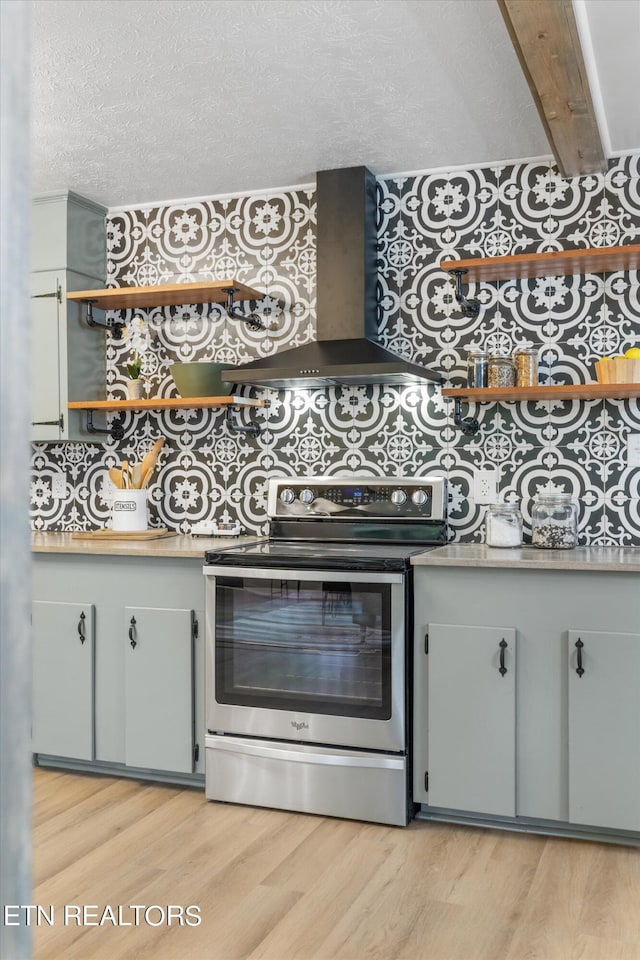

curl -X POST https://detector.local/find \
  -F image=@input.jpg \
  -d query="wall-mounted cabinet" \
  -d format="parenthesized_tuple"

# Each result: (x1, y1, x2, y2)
(32, 192, 108, 442)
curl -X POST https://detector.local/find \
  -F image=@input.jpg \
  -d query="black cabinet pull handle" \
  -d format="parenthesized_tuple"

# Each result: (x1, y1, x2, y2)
(77, 611, 86, 644)
(129, 615, 137, 649)
(575, 638, 584, 677)
(498, 638, 507, 677)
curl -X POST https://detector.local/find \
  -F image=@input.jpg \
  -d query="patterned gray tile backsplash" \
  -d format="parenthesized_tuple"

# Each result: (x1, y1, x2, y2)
(31, 156, 640, 544)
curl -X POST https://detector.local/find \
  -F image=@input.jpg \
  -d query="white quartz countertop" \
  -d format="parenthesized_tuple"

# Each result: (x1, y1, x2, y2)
(32, 534, 640, 570)
(411, 543, 640, 572)
(31, 531, 264, 559)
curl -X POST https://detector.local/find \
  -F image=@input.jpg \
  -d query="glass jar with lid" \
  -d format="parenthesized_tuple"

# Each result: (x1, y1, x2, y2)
(485, 503, 523, 548)
(531, 493, 578, 549)
(465, 347, 489, 388)
(487, 355, 517, 388)
(513, 347, 539, 387)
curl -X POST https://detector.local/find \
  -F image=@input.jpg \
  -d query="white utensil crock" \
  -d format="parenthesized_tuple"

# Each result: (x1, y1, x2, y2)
(112, 489, 148, 531)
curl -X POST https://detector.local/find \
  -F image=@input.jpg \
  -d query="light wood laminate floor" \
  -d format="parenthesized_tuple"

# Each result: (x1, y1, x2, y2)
(32, 768, 640, 960)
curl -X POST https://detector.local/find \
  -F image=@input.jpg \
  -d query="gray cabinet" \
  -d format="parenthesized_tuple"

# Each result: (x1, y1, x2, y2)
(31, 271, 64, 441)
(31, 191, 107, 441)
(32, 600, 95, 760)
(414, 566, 640, 838)
(32, 552, 205, 783)
(568, 630, 640, 832)
(426, 624, 516, 817)
(124, 606, 195, 774)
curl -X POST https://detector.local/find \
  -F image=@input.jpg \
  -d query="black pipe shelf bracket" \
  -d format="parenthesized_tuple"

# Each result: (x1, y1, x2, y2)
(453, 397, 480, 437)
(222, 287, 266, 332)
(84, 300, 125, 340)
(225, 406, 261, 436)
(450, 268, 481, 319)
(85, 410, 126, 441)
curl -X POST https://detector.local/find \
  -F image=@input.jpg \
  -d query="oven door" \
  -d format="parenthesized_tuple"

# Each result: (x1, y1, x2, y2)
(204, 566, 406, 753)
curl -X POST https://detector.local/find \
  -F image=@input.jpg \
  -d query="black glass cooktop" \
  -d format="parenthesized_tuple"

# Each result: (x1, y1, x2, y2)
(205, 538, 438, 572)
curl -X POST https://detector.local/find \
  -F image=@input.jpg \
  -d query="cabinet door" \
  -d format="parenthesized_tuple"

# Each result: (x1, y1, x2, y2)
(124, 606, 194, 773)
(31, 271, 64, 442)
(32, 600, 94, 759)
(427, 623, 516, 817)
(568, 630, 640, 832)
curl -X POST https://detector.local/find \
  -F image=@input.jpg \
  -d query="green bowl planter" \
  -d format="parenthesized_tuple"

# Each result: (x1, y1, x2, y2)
(170, 362, 235, 398)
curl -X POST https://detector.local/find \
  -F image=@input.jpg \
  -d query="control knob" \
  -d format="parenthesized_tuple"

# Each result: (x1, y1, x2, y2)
(390, 489, 407, 506)
(411, 489, 428, 506)
(279, 488, 295, 504)
(299, 488, 315, 505)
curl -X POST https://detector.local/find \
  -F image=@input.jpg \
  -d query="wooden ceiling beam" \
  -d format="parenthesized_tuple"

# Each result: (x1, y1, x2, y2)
(497, 0, 607, 177)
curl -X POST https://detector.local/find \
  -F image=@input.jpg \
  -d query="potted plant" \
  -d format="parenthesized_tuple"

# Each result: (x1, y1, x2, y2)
(126, 352, 143, 400)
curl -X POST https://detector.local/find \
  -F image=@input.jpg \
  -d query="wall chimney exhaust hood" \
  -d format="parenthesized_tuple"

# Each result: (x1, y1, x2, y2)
(223, 166, 442, 390)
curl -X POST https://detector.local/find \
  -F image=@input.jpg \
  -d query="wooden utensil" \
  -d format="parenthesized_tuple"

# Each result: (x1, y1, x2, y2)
(131, 463, 143, 489)
(138, 437, 165, 489)
(108, 467, 123, 489)
(121, 460, 130, 489)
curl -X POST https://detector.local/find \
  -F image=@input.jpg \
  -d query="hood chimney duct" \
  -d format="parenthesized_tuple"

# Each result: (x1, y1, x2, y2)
(316, 166, 377, 343)
(223, 166, 442, 389)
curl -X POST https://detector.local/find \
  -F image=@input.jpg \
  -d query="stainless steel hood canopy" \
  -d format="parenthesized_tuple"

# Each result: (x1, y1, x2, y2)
(223, 166, 442, 389)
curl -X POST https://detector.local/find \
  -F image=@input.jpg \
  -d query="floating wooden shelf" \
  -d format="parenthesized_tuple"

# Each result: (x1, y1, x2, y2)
(68, 397, 265, 412)
(442, 383, 640, 402)
(67, 279, 263, 311)
(441, 244, 640, 283)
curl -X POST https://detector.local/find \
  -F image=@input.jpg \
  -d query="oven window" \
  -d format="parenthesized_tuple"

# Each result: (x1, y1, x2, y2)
(215, 576, 393, 719)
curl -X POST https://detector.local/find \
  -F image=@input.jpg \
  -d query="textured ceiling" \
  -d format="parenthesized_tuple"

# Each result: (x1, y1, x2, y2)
(30, 0, 636, 209)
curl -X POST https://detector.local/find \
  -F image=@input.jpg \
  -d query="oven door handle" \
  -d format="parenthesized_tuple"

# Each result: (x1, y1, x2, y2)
(203, 566, 404, 584)
(208, 736, 406, 770)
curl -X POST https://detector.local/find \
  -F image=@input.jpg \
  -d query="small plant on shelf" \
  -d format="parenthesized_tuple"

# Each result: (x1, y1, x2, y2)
(126, 352, 142, 380)
(126, 352, 144, 400)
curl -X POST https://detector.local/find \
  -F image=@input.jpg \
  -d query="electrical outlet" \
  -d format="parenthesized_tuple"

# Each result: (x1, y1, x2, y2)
(628, 433, 640, 467)
(474, 469, 499, 504)
(51, 473, 66, 498)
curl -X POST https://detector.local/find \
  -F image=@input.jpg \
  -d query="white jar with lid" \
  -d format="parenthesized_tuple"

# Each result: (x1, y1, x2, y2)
(485, 503, 523, 548)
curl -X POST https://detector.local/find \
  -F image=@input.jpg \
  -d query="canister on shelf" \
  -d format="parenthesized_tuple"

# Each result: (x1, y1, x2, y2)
(531, 493, 578, 549)
(466, 348, 489, 388)
(487, 355, 516, 388)
(485, 502, 523, 547)
(513, 347, 539, 387)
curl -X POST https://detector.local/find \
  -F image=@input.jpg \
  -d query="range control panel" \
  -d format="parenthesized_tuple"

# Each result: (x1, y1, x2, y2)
(267, 476, 446, 521)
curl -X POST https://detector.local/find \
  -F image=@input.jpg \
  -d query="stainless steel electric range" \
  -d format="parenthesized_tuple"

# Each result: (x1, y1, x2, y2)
(203, 475, 447, 826)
